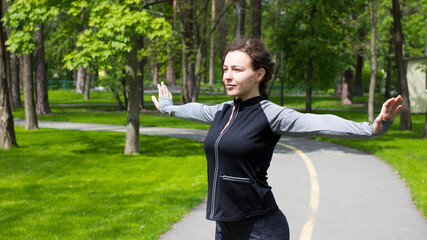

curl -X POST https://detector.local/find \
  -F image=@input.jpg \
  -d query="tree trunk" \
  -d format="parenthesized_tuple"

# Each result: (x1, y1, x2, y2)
(151, 54, 159, 86)
(306, 5, 315, 113)
(136, 36, 146, 110)
(251, 0, 261, 39)
(217, 0, 228, 61)
(208, 0, 215, 86)
(73, 69, 77, 86)
(384, 28, 394, 99)
(114, 92, 124, 111)
(392, 0, 411, 130)
(76, 66, 86, 94)
(423, 106, 427, 138)
(166, 0, 176, 88)
(0, 0, 17, 149)
(334, 75, 342, 98)
(268, 0, 280, 96)
(235, 0, 245, 39)
(194, 0, 208, 98)
(179, 0, 198, 104)
(201, 0, 208, 85)
(84, 71, 90, 100)
(166, 56, 176, 87)
(341, 68, 353, 105)
(21, 53, 38, 130)
(368, 0, 377, 123)
(34, 23, 51, 115)
(306, 57, 313, 113)
(11, 51, 21, 107)
(124, 38, 140, 154)
(353, 52, 364, 96)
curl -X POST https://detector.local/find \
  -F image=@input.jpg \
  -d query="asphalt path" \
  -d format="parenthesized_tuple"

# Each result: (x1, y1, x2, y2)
(14, 119, 427, 239)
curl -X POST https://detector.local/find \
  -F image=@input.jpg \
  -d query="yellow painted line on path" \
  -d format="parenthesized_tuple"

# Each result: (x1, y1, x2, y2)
(277, 142, 320, 240)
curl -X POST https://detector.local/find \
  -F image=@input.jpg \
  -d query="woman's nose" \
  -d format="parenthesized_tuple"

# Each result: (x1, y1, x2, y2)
(223, 69, 232, 80)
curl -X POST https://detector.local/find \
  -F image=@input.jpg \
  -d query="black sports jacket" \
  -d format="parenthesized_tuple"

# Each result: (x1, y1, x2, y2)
(159, 96, 393, 221)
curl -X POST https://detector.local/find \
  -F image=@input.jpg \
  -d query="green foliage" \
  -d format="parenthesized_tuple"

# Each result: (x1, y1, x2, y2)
(277, 0, 357, 90)
(63, 0, 172, 70)
(4, 0, 60, 54)
(0, 127, 207, 239)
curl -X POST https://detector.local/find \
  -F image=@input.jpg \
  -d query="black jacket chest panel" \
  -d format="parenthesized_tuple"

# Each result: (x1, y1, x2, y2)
(203, 97, 281, 221)
(206, 103, 280, 174)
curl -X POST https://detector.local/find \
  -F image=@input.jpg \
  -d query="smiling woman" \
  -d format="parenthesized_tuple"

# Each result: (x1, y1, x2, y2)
(222, 38, 274, 100)
(222, 51, 264, 101)
(151, 38, 402, 240)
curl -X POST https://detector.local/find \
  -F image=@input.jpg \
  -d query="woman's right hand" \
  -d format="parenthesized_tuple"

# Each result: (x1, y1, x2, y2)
(151, 82, 173, 111)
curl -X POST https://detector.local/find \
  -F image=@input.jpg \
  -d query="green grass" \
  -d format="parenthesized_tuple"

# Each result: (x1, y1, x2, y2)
(47, 90, 124, 105)
(0, 127, 207, 239)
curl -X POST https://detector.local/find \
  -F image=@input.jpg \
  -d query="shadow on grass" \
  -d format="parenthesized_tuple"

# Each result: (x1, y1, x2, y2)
(0, 127, 208, 239)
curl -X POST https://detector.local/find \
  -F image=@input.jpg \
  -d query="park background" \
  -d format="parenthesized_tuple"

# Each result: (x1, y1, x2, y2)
(0, 0, 426, 239)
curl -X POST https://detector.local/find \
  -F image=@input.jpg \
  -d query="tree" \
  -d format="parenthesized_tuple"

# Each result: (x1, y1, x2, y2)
(21, 53, 38, 130)
(0, 0, 17, 149)
(10, 51, 21, 107)
(368, 0, 377, 123)
(235, 0, 245, 39)
(64, 0, 171, 154)
(341, 68, 353, 105)
(4, 0, 59, 130)
(251, 0, 261, 39)
(392, 0, 411, 130)
(208, 0, 215, 86)
(124, 36, 139, 154)
(278, 0, 355, 113)
(177, 0, 231, 103)
(34, 23, 52, 115)
(165, 0, 177, 88)
(76, 66, 86, 94)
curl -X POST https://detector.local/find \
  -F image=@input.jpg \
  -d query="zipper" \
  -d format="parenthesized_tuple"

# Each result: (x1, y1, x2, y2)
(220, 175, 250, 183)
(210, 104, 239, 219)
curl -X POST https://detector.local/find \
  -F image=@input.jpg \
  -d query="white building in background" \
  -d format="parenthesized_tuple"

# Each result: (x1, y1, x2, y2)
(405, 56, 427, 114)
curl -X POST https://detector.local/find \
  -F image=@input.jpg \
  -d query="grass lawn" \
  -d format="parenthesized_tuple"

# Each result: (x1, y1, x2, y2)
(0, 127, 207, 239)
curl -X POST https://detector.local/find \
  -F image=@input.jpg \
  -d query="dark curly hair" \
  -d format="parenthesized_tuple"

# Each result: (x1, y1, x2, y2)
(223, 38, 275, 98)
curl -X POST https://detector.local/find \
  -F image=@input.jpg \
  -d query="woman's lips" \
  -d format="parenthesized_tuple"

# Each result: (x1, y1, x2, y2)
(225, 84, 235, 89)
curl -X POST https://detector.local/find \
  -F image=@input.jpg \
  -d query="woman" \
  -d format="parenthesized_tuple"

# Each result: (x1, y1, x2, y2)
(151, 38, 402, 240)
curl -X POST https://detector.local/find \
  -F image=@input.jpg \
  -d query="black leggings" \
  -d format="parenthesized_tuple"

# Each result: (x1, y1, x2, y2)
(215, 209, 290, 240)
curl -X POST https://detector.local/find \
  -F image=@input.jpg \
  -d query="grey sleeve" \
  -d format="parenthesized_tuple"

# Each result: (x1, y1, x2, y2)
(158, 96, 229, 125)
(261, 101, 393, 139)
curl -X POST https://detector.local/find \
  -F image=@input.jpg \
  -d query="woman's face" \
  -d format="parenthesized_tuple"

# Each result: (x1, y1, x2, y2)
(223, 51, 265, 101)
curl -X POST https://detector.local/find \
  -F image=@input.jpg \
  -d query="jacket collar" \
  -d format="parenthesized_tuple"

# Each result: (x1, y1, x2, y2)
(233, 96, 265, 108)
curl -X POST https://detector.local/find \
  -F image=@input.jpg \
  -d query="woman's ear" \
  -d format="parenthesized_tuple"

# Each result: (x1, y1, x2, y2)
(256, 68, 266, 82)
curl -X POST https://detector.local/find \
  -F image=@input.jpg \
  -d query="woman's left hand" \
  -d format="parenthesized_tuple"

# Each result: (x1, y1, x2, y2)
(151, 82, 173, 111)
(373, 95, 403, 134)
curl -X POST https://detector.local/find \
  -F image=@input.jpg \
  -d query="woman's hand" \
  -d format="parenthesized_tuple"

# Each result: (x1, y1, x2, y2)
(373, 95, 403, 134)
(151, 82, 173, 111)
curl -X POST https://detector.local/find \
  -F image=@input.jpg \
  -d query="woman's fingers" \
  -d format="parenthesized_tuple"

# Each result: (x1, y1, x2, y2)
(157, 82, 172, 98)
(382, 95, 402, 120)
(152, 82, 173, 112)
(151, 95, 160, 110)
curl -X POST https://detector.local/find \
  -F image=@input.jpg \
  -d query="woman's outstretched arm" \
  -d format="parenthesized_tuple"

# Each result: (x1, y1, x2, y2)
(151, 82, 229, 125)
